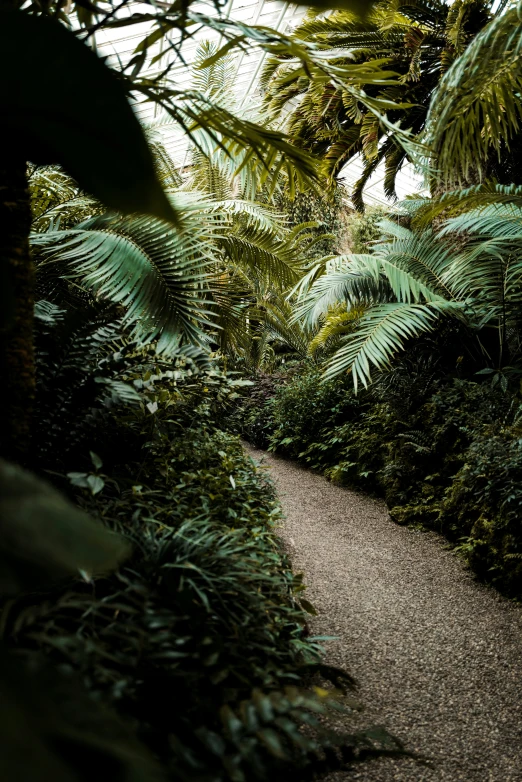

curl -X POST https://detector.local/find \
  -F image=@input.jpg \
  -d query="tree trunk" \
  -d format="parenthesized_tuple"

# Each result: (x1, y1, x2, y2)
(0, 157, 34, 463)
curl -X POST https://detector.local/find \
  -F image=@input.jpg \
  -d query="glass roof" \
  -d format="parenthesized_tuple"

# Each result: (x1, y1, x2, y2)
(95, 0, 426, 207)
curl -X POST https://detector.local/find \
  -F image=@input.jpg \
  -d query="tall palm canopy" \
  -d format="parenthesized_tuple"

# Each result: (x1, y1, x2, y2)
(261, 0, 505, 209)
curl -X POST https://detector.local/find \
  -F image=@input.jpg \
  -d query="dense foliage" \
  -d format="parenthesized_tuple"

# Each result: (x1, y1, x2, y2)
(0, 296, 406, 781)
(5, 0, 522, 777)
(261, 0, 508, 208)
(237, 363, 522, 598)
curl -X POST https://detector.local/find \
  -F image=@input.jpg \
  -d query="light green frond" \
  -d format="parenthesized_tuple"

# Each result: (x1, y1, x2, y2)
(377, 223, 457, 298)
(323, 300, 463, 389)
(440, 203, 522, 241)
(308, 307, 364, 355)
(215, 199, 287, 233)
(440, 204, 522, 304)
(288, 256, 335, 301)
(293, 254, 391, 326)
(192, 40, 236, 106)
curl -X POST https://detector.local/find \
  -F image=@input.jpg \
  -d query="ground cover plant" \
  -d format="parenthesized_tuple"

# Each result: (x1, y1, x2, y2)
(2, 295, 408, 781)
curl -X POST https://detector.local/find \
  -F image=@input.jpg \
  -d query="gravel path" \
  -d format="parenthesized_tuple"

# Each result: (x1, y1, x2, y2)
(244, 444, 522, 782)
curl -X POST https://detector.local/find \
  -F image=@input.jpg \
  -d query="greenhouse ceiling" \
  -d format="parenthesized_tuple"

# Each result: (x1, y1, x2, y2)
(96, 0, 425, 207)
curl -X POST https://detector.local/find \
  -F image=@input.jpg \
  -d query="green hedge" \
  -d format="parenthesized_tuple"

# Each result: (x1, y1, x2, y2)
(242, 366, 522, 598)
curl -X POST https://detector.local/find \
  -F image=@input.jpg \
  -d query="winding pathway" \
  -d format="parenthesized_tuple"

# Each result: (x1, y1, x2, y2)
(245, 444, 522, 782)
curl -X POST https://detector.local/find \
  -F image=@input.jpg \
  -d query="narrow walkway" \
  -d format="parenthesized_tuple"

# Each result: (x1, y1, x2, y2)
(245, 444, 522, 782)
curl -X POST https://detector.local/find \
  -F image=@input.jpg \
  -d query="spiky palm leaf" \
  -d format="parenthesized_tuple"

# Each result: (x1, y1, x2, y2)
(323, 300, 462, 388)
(295, 221, 453, 329)
(261, 0, 498, 208)
(32, 199, 220, 353)
(294, 255, 393, 327)
(294, 211, 522, 387)
(425, 2, 522, 187)
(32, 181, 316, 360)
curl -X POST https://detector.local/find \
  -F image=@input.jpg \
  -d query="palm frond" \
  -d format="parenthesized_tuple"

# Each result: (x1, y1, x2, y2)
(376, 221, 457, 298)
(32, 199, 221, 353)
(323, 300, 463, 389)
(254, 299, 310, 357)
(287, 256, 335, 301)
(219, 224, 304, 290)
(425, 4, 522, 185)
(406, 183, 522, 229)
(259, 0, 495, 207)
(439, 203, 522, 241)
(439, 204, 522, 306)
(295, 221, 454, 329)
(293, 254, 392, 326)
(308, 307, 365, 355)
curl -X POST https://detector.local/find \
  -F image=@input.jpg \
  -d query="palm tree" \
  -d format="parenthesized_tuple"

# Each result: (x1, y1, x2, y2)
(261, 0, 503, 210)
(295, 203, 522, 389)
(29, 144, 314, 367)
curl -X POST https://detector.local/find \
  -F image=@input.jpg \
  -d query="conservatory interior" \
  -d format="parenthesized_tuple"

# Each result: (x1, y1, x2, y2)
(1, 0, 522, 779)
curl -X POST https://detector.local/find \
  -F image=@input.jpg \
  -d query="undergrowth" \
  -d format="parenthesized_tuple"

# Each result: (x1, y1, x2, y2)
(237, 364, 522, 599)
(0, 298, 406, 781)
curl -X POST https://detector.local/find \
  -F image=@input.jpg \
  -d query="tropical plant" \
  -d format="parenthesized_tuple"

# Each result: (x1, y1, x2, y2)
(1, 0, 329, 460)
(261, 0, 504, 209)
(33, 199, 220, 354)
(29, 161, 315, 369)
(295, 204, 522, 388)
(424, 0, 522, 189)
(1, 10, 168, 460)
(400, 182, 522, 229)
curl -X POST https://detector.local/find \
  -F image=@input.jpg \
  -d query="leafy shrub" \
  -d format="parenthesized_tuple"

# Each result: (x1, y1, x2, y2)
(441, 426, 522, 593)
(267, 367, 362, 460)
(241, 366, 522, 598)
(233, 365, 306, 449)
(4, 298, 405, 781)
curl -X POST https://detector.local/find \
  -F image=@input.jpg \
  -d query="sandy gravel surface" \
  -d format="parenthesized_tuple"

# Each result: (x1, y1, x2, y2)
(244, 444, 522, 782)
